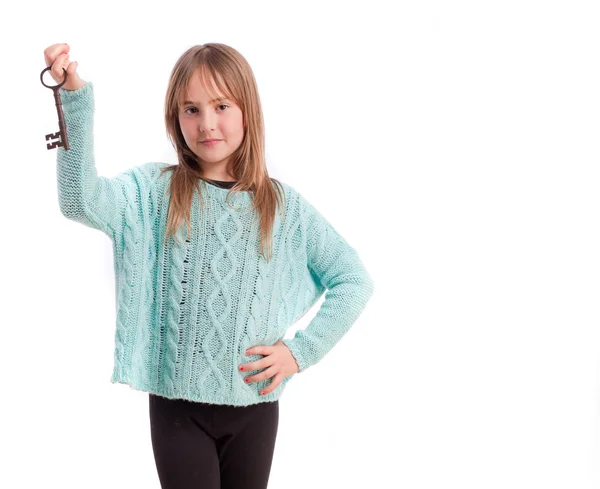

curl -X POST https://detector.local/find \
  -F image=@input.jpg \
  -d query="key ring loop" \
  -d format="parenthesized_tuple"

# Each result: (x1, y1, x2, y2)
(40, 66, 68, 89)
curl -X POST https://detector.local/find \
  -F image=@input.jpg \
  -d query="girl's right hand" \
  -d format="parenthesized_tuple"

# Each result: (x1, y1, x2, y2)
(43, 43, 86, 91)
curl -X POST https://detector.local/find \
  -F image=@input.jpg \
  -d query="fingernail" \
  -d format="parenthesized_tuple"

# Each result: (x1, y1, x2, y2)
(239, 366, 244, 371)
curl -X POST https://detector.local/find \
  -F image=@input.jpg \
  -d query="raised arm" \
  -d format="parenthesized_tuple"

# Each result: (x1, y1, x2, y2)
(56, 82, 140, 240)
(282, 192, 375, 372)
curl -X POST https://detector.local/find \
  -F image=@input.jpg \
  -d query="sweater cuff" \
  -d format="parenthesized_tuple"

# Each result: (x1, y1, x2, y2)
(59, 81, 93, 112)
(282, 338, 308, 373)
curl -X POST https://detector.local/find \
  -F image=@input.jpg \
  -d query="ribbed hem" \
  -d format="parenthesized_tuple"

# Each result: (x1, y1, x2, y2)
(110, 372, 289, 407)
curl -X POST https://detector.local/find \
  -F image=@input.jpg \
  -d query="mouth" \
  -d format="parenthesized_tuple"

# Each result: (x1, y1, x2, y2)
(200, 139, 222, 147)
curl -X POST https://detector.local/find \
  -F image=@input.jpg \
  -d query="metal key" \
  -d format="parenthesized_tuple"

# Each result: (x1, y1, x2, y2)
(40, 66, 70, 150)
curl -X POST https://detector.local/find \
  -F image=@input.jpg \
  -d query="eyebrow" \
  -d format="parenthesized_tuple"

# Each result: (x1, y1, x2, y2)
(182, 97, 229, 105)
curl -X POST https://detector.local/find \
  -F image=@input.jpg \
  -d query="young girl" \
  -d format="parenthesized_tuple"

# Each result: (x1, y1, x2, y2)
(44, 42, 374, 489)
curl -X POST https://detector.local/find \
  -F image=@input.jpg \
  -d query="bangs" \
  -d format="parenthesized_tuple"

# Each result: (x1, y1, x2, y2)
(179, 64, 237, 108)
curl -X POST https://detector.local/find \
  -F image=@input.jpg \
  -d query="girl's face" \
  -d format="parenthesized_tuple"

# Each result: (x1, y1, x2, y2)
(178, 72, 244, 179)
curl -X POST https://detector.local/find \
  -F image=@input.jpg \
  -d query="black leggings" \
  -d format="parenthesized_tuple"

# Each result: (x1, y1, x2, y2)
(149, 393, 279, 489)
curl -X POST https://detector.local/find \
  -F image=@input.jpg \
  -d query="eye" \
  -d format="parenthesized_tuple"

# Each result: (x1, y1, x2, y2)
(183, 104, 229, 115)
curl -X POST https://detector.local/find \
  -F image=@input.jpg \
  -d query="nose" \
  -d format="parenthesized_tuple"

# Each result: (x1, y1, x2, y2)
(197, 110, 216, 134)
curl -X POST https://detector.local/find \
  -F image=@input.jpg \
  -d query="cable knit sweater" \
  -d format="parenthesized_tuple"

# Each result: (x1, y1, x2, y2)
(55, 82, 374, 406)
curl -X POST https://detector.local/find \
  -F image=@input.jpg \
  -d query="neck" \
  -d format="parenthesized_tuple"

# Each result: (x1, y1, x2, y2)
(206, 176, 237, 182)
(201, 171, 236, 182)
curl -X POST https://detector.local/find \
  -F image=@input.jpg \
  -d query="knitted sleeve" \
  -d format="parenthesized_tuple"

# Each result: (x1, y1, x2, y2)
(56, 81, 139, 240)
(282, 192, 375, 373)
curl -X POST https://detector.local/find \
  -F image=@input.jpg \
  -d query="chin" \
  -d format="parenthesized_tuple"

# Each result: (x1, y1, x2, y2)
(199, 154, 228, 163)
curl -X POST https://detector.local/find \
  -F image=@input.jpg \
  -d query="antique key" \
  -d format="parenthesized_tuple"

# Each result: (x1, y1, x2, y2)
(40, 66, 70, 150)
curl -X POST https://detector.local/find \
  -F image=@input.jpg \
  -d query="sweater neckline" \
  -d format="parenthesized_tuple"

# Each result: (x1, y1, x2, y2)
(204, 178, 237, 186)
(204, 178, 237, 191)
(198, 179, 252, 206)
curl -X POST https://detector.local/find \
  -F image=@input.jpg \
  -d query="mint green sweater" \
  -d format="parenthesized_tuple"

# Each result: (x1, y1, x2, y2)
(56, 82, 374, 406)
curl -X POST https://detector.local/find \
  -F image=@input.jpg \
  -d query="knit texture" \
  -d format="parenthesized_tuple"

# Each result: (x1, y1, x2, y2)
(56, 82, 374, 406)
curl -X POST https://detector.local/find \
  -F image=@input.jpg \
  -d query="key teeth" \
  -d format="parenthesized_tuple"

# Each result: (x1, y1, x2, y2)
(46, 140, 64, 150)
(45, 132, 64, 150)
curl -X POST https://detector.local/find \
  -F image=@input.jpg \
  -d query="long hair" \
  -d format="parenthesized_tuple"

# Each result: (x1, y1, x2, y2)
(160, 43, 285, 262)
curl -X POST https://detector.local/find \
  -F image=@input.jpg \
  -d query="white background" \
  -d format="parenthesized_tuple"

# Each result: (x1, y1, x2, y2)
(1, 0, 600, 488)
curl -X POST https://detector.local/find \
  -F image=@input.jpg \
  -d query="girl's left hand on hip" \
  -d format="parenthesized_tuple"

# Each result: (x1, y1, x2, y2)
(240, 340, 300, 395)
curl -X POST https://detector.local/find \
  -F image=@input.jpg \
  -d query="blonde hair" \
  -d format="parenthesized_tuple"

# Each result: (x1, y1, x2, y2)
(160, 43, 285, 261)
